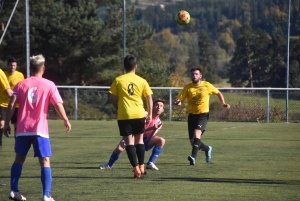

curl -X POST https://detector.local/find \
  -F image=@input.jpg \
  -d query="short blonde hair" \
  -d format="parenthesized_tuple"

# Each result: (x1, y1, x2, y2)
(30, 54, 45, 66)
(30, 54, 45, 73)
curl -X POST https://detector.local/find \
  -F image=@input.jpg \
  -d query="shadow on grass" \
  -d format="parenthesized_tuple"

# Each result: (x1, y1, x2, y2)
(154, 177, 300, 185)
(1, 175, 299, 185)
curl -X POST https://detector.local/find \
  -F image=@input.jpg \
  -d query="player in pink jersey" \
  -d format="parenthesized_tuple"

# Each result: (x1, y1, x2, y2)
(4, 54, 71, 201)
(100, 98, 166, 170)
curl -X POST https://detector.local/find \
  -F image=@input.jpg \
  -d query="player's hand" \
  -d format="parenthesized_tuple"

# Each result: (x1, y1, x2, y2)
(154, 121, 162, 129)
(174, 99, 182, 106)
(64, 120, 71, 133)
(4, 125, 11, 137)
(223, 103, 230, 109)
(145, 115, 152, 124)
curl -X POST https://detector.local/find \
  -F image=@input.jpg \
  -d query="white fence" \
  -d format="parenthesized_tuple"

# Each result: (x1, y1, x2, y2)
(51, 86, 300, 123)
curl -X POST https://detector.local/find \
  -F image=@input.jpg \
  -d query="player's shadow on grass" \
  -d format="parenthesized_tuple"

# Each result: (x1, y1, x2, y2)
(155, 177, 300, 185)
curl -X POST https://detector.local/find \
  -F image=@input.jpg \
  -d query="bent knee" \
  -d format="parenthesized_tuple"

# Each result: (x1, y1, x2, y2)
(156, 137, 165, 147)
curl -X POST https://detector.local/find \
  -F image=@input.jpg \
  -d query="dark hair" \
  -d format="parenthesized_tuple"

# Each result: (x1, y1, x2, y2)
(154, 98, 166, 105)
(7, 58, 17, 65)
(190, 67, 202, 74)
(124, 55, 137, 71)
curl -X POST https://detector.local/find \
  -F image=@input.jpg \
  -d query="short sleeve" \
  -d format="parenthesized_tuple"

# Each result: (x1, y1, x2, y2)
(143, 80, 153, 97)
(109, 79, 118, 95)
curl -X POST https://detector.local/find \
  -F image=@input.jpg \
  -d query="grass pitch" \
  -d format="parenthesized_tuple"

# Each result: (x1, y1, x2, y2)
(0, 120, 300, 201)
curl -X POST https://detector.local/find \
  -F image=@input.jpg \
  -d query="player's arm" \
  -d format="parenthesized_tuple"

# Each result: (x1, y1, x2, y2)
(110, 94, 118, 110)
(216, 91, 230, 108)
(174, 87, 187, 106)
(54, 103, 71, 133)
(145, 121, 162, 139)
(5, 88, 13, 98)
(4, 95, 17, 137)
(145, 95, 153, 124)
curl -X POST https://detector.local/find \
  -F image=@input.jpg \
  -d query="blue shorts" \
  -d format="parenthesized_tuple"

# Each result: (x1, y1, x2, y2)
(15, 136, 52, 158)
(144, 137, 154, 151)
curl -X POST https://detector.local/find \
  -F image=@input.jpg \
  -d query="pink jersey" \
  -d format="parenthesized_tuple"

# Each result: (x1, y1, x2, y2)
(144, 116, 162, 138)
(13, 77, 63, 138)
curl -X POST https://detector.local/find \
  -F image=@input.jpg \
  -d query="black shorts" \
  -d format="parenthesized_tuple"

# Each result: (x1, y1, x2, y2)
(117, 118, 146, 137)
(187, 113, 209, 139)
(0, 106, 18, 124)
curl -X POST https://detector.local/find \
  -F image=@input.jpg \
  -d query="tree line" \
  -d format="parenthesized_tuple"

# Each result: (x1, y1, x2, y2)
(0, 0, 299, 87)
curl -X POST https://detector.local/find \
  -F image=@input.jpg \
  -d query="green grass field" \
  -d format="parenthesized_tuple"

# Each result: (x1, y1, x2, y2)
(0, 120, 300, 201)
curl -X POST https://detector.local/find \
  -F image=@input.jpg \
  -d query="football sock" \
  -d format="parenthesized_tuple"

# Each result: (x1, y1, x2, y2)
(108, 152, 120, 167)
(41, 167, 52, 198)
(125, 145, 137, 167)
(0, 128, 3, 146)
(10, 162, 22, 192)
(191, 138, 201, 158)
(148, 146, 162, 164)
(199, 140, 209, 152)
(135, 144, 145, 165)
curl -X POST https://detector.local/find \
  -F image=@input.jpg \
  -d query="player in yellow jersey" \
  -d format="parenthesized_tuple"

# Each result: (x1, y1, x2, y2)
(109, 55, 153, 178)
(0, 62, 14, 150)
(0, 67, 13, 187)
(174, 67, 230, 165)
(0, 58, 24, 150)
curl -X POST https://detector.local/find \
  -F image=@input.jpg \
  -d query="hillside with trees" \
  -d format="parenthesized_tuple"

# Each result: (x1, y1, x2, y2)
(0, 0, 299, 87)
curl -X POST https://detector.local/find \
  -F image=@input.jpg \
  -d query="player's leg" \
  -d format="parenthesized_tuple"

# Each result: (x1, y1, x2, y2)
(196, 114, 212, 163)
(34, 136, 54, 200)
(187, 114, 200, 165)
(134, 133, 146, 175)
(145, 136, 165, 170)
(11, 108, 18, 151)
(0, 106, 6, 150)
(118, 120, 140, 178)
(9, 136, 29, 201)
(132, 118, 146, 175)
(100, 139, 126, 169)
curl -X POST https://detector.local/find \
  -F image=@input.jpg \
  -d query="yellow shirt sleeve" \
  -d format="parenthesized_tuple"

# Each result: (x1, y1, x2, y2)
(0, 69, 11, 107)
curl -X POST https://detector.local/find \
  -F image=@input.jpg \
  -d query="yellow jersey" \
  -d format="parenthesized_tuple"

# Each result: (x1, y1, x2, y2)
(177, 81, 219, 114)
(109, 72, 153, 120)
(0, 69, 11, 106)
(0, 70, 25, 107)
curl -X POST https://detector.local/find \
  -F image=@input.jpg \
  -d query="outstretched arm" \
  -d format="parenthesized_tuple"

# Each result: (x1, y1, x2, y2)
(54, 103, 71, 133)
(217, 91, 230, 108)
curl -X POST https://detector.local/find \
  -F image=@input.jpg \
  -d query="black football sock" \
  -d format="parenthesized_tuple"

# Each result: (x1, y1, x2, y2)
(135, 144, 145, 165)
(191, 138, 200, 158)
(199, 140, 209, 152)
(125, 145, 137, 167)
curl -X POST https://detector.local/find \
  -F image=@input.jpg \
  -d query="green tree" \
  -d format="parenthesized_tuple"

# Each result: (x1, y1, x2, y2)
(197, 30, 216, 82)
(229, 25, 256, 87)
(0, 0, 154, 86)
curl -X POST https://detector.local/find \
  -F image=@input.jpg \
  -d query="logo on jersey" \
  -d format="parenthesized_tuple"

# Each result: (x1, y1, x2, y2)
(28, 87, 38, 103)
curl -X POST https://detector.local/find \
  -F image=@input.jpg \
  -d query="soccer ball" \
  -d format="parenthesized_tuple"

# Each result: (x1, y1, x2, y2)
(175, 10, 190, 26)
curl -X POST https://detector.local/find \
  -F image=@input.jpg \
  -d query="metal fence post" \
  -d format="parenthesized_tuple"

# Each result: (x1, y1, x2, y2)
(169, 88, 172, 121)
(75, 87, 78, 120)
(266, 88, 270, 123)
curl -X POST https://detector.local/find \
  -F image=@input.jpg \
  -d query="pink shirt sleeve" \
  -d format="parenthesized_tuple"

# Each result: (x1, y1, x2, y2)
(49, 84, 63, 105)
